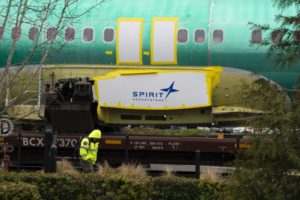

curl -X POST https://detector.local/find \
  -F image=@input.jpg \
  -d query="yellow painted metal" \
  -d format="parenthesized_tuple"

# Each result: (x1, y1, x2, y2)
(105, 51, 113, 55)
(238, 143, 251, 149)
(217, 133, 224, 139)
(105, 139, 122, 145)
(212, 106, 264, 114)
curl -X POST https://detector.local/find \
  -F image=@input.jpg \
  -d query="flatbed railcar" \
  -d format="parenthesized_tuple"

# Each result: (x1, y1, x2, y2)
(0, 132, 248, 170)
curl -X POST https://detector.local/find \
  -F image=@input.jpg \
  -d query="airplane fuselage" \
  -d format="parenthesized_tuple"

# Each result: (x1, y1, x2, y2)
(0, 0, 299, 90)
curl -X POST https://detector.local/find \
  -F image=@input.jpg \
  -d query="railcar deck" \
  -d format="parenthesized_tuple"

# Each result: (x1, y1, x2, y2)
(0, 132, 249, 171)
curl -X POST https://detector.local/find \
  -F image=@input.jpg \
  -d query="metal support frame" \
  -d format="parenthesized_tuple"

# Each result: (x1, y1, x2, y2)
(195, 150, 201, 179)
(125, 135, 129, 163)
(37, 65, 43, 108)
(44, 125, 57, 173)
(5, 73, 10, 106)
(49, 133, 57, 172)
(17, 131, 22, 171)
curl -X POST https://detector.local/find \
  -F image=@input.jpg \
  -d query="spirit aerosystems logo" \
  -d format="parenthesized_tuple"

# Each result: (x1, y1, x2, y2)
(0, 118, 14, 136)
(132, 81, 179, 102)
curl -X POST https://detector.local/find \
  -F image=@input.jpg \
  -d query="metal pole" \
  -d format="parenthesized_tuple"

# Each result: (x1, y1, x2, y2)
(236, 137, 240, 149)
(50, 72, 55, 91)
(125, 135, 129, 163)
(17, 131, 22, 172)
(37, 65, 42, 108)
(5, 74, 10, 106)
(44, 126, 53, 173)
(195, 150, 201, 179)
(49, 133, 57, 173)
(2, 144, 10, 172)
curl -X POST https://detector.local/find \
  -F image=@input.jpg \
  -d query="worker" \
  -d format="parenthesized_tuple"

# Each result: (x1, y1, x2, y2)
(79, 129, 102, 172)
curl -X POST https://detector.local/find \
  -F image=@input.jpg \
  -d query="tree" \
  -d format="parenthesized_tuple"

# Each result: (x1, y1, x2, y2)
(223, 79, 300, 200)
(249, 0, 300, 67)
(0, 0, 104, 120)
(224, 1, 300, 199)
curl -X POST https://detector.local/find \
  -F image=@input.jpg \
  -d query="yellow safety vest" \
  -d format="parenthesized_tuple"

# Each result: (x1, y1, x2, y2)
(79, 137, 99, 164)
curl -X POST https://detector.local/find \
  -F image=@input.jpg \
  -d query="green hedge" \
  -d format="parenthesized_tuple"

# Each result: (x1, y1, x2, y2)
(0, 182, 41, 200)
(147, 176, 196, 200)
(0, 172, 223, 200)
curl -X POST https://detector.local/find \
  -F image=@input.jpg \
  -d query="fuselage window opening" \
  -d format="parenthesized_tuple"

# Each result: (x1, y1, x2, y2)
(251, 29, 262, 44)
(47, 27, 57, 41)
(12, 27, 21, 41)
(271, 30, 283, 44)
(213, 29, 223, 43)
(178, 29, 188, 43)
(103, 28, 114, 42)
(29, 27, 39, 41)
(195, 29, 205, 44)
(65, 27, 75, 42)
(0, 27, 3, 39)
(83, 28, 94, 42)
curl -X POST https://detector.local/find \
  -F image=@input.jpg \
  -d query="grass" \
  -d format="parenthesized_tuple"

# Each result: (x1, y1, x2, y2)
(200, 168, 223, 181)
(96, 160, 114, 175)
(56, 159, 79, 174)
(117, 163, 147, 180)
(96, 161, 147, 180)
(44, 158, 223, 182)
(162, 166, 176, 177)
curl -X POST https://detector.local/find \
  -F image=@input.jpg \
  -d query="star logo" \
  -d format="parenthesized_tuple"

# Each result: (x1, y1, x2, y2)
(160, 81, 179, 99)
